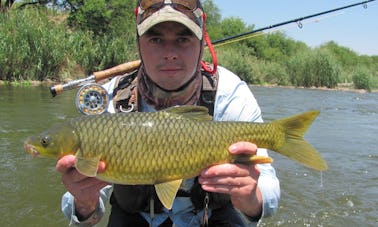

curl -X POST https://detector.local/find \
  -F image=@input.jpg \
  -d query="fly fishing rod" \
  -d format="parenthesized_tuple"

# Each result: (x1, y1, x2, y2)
(49, 0, 375, 114)
(211, 0, 376, 46)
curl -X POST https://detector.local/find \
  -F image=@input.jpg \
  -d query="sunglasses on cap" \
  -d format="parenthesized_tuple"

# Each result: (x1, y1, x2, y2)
(137, 0, 203, 26)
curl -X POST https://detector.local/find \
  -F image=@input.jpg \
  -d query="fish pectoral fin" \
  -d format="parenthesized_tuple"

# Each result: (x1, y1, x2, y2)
(75, 156, 101, 177)
(154, 179, 183, 210)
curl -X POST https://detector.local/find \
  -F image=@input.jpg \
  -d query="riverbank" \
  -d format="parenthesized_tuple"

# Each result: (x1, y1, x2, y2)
(0, 79, 55, 87)
(2, 6, 377, 93)
(253, 83, 376, 93)
(1, 79, 376, 93)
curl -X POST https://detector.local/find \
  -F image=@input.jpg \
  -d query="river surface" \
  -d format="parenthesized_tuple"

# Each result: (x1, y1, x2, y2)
(0, 85, 377, 227)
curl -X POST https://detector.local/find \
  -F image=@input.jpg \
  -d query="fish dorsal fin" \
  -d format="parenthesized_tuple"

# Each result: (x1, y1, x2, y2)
(154, 179, 183, 210)
(75, 154, 101, 177)
(162, 106, 212, 121)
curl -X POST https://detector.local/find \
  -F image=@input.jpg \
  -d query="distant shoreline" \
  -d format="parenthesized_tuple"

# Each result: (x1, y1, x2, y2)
(1, 79, 376, 93)
(250, 84, 375, 93)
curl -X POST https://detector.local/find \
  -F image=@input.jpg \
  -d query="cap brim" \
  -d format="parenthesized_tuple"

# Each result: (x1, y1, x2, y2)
(137, 6, 203, 40)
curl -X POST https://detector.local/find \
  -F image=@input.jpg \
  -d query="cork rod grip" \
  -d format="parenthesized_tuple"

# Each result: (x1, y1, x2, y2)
(93, 60, 141, 82)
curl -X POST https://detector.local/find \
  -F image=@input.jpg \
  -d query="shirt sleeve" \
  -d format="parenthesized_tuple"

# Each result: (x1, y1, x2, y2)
(61, 185, 113, 226)
(213, 66, 281, 221)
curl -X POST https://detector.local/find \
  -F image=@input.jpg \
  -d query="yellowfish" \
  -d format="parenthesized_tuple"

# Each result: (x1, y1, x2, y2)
(24, 106, 327, 209)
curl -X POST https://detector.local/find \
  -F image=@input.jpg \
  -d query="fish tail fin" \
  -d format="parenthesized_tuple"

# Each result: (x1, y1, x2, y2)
(274, 110, 328, 171)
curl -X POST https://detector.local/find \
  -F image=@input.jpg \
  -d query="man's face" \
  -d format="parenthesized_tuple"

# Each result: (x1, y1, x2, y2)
(139, 22, 201, 91)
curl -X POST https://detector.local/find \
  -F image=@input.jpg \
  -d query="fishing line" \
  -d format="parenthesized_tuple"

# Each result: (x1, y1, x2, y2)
(207, 11, 344, 48)
(320, 171, 324, 188)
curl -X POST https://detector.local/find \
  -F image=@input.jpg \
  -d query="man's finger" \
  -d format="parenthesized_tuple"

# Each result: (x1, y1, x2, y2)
(228, 141, 258, 155)
(56, 155, 76, 173)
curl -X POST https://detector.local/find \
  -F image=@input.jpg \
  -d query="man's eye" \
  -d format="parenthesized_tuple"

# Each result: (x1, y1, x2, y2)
(177, 37, 190, 44)
(149, 37, 162, 44)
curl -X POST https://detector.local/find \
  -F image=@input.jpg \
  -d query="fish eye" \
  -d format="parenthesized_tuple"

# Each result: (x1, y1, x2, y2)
(40, 136, 50, 147)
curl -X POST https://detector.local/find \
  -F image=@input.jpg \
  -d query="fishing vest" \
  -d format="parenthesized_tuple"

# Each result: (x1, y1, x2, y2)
(108, 69, 248, 226)
(111, 69, 218, 115)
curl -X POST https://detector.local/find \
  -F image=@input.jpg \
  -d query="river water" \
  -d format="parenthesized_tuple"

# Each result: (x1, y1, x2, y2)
(0, 85, 377, 226)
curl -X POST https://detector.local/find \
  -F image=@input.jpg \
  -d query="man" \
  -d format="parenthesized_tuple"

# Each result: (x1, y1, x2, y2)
(57, 0, 280, 226)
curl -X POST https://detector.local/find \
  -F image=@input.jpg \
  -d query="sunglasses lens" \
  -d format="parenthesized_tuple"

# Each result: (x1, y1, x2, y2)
(140, 0, 197, 10)
(172, 0, 197, 10)
(140, 0, 163, 10)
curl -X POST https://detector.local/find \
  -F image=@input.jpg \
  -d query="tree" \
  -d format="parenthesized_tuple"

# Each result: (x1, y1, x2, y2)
(0, 0, 16, 11)
(320, 41, 359, 71)
(202, 0, 221, 27)
(67, 0, 111, 35)
(66, 0, 136, 36)
(202, 0, 222, 40)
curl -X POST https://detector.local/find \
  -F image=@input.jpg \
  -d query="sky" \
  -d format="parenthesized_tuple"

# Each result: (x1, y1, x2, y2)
(215, 0, 378, 56)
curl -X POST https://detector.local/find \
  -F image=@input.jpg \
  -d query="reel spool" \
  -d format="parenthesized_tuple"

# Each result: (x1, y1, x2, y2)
(75, 83, 109, 115)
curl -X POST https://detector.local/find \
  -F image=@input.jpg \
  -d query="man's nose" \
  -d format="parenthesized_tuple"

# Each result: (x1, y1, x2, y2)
(163, 44, 178, 61)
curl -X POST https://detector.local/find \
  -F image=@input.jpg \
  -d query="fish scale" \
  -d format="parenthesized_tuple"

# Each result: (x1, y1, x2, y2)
(76, 113, 235, 183)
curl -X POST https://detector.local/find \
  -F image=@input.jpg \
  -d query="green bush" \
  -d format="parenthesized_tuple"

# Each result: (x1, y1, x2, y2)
(371, 73, 378, 90)
(0, 8, 68, 81)
(68, 32, 137, 74)
(353, 68, 372, 91)
(312, 50, 340, 88)
(286, 51, 310, 87)
(287, 49, 340, 88)
(262, 61, 289, 86)
(213, 45, 263, 84)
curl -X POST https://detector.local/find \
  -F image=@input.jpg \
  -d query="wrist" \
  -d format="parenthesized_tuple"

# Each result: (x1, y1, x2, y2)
(236, 186, 263, 219)
(74, 197, 99, 221)
(246, 193, 262, 219)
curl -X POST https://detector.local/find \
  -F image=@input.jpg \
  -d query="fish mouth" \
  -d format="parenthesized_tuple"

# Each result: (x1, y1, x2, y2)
(24, 141, 40, 157)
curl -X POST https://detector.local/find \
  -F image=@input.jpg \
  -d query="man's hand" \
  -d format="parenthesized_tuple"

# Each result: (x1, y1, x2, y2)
(198, 142, 262, 218)
(56, 155, 109, 220)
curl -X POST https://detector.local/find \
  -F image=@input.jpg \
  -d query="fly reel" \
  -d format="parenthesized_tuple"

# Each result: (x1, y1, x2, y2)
(75, 83, 109, 115)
